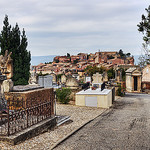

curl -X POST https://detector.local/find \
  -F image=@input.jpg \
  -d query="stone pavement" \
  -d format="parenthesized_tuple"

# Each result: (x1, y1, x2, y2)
(0, 103, 106, 149)
(54, 93, 150, 150)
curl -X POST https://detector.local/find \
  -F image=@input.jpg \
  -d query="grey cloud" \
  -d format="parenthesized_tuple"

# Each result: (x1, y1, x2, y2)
(0, 0, 149, 56)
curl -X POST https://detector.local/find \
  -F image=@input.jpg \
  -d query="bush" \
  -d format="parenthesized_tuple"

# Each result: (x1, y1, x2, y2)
(116, 84, 125, 96)
(56, 88, 71, 104)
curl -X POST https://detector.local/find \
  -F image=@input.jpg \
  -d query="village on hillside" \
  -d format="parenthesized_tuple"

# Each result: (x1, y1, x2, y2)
(32, 50, 134, 76)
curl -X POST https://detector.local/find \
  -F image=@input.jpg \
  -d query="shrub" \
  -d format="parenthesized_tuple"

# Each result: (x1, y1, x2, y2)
(56, 88, 71, 104)
(116, 84, 125, 97)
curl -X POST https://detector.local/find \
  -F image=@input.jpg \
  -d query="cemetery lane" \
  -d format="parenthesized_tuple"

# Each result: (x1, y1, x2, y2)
(54, 93, 150, 150)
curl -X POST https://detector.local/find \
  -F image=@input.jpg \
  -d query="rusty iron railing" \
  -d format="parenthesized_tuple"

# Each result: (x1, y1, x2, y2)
(0, 90, 54, 136)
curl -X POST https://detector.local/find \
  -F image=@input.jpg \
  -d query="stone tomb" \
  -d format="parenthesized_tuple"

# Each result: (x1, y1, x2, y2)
(4, 85, 54, 110)
(76, 88, 112, 108)
(66, 77, 79, 89)
(126, 68, 142, 92)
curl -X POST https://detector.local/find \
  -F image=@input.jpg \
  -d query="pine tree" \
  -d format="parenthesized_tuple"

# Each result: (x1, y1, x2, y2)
(0, 15, 31, 85)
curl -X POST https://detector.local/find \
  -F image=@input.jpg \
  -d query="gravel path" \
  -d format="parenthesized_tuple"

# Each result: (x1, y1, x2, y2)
(0, 103, 106, 150)
(54, 93, 150, 150)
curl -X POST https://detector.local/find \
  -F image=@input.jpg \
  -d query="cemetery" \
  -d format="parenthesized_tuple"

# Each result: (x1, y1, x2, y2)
(0, 51, 114, 146)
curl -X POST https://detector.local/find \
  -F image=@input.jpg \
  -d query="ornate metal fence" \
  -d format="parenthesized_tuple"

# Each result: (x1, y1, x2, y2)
(0, 91, 54, 136)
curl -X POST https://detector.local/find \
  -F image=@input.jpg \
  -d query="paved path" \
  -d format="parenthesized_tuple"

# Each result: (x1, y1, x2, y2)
(54, 93, 150, 150)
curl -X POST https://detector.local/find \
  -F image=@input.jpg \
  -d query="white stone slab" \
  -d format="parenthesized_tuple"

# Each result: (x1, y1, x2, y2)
(85, 96, 97, 107)
(76, 88, 111, 95)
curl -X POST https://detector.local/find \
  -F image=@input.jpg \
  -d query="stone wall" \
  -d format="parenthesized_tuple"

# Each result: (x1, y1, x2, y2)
(4, 88, 54, 113)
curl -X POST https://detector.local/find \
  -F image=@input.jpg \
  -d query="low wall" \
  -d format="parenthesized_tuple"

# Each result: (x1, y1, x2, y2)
(0, 116, 57, 145)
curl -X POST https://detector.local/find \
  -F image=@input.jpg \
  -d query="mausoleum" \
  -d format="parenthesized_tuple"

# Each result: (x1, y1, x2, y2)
(125, 68, 142, 92)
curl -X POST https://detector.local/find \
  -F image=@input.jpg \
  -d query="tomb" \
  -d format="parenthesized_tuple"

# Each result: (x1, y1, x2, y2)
(125, 68, 142, 92)
(76, 88, 112, 108)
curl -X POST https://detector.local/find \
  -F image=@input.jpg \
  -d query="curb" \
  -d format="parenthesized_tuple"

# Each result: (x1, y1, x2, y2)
(51, 108, 112, 150)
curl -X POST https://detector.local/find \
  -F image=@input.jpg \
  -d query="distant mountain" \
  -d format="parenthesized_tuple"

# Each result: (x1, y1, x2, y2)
(31, 55, 56, 66)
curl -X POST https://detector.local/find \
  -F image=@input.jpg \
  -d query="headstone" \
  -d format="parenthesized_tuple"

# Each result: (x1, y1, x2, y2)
(61, 74, 67, 84)
(103, 72, 108, 82)
(29, 72, 38, 85)
(1, 79, 13, 93)
(50, 73, 57, 83)
(38, 75, 53, 88)
(85, 76, 91, 83)
(66, 77, 79, 89)
(92, 72, 103, 84)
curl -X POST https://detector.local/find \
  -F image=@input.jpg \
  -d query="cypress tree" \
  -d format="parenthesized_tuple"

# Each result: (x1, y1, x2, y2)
(0, 15, 12, 55)
(0, 15, 31, 85)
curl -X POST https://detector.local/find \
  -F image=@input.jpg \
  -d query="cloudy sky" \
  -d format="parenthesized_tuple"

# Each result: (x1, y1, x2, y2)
(0, 0, 149, 56)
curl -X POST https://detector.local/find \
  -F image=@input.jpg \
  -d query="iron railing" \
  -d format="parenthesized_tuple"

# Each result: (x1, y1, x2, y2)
(0, 90, 54, 136)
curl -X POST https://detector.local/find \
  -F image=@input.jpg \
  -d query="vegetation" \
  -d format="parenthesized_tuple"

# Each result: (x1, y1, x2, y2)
(56, 74, 62, 81)
(107, 55, 114, 59)
(56, 88, 71, 104)
(54, 58, 59, 63)
(0, 15, 31, 85)
(73, 59, 79, 64)
(137, 5, 150, 66)
(107, 68, 115, 80)
(67, 53, 70, 58)
(118, 49, 131, 58)
(116, 84, 125, 97)
(85, 65, 106, 76)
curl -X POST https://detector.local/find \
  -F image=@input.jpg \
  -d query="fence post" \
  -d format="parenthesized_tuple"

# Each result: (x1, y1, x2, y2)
(7, 104, 10, 136)
(26, 108, 28, 128)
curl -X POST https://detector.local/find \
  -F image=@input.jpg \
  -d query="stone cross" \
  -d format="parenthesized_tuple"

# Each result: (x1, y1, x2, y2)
(92, 72, 103, 83)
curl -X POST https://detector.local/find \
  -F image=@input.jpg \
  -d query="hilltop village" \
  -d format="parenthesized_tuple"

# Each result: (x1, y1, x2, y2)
(32, 50, 134, 76)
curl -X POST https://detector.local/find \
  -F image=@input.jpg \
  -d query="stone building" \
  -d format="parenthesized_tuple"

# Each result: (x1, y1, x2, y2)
(125, 68, 142, 92)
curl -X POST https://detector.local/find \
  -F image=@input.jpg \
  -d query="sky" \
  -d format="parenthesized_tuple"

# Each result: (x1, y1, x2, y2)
(0, 0, 149, 56)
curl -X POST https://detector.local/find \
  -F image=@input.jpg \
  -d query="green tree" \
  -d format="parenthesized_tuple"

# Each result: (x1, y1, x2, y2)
(56, 88, 71, 104)
(119, 49, 125, 58)
(126, 53, 131, 57)
(137, 5, 150, 66)
(85, 65, 106, 76)
(0, 15, 12, 55)
(54, 58, 59, 63)
(107, 68, 115, 80)
(67, 53, 70, 58)
(0, 15, 31, 85)
(73, 59, 79, 64)
(137, 5, 150, 44)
